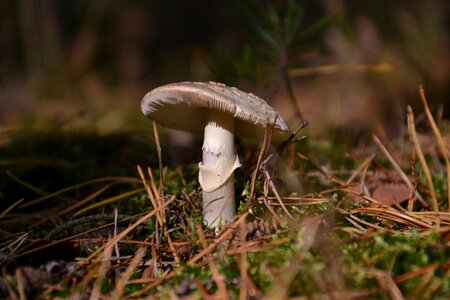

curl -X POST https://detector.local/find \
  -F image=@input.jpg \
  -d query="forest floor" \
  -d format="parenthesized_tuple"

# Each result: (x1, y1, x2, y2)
(2, 88, 450, 299)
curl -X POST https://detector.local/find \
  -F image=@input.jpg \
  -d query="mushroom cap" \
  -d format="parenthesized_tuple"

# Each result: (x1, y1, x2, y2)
(141, 81, 290, 141)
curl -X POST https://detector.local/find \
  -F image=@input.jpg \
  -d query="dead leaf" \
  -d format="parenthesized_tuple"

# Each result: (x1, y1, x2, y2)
(372, 183, 410, 205)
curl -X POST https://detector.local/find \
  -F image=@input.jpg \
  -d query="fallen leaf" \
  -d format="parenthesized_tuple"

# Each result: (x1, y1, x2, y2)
(372, 183, 410, 205)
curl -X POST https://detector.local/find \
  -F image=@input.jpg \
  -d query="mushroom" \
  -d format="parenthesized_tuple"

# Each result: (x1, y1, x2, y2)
(141, 82, 290, 228)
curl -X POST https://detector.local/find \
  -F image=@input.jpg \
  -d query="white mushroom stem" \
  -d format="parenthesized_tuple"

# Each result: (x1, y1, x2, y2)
(199, 110, 241, 228)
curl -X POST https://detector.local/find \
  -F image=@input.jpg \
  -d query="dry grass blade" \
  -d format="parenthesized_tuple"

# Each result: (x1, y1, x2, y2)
(407, 106, 439, 214)
(58, 184, 112, 216)
(239, 221, 248, 300)
(113, 207, 121, 261)
(0, 199, 24, 218)
(147, 166, 166, 228)
(19, 176, 139, 209)
(337, 208, 385, 231)
(82, 197, 174, 263)
(262, 175, 283, 224)
(394, 262, 439, 284)
(137, 165, 163, 226)
(195, 224, 230, 300)
(15, 268, 26, 300)
(249, 118, 274, 202)
(262, 197, 283, 224)
(370, 269, 405, 300)
(74, 187, 145, 216)
(263, 169, 294, 219)
(373, 134, 427, 207)
(6, 171, 71, 202)
(11, 213, 147, 259)
(132, 214, 249, 295)
(419, 85, 450, 211)
(188, 212, 248, 266)
(351, 207, 433, 229)
(226, 237, 291, 255)
(345, 154, 375, 186)
(288, 63, 392, 77)
(145, 165, 180, 264)
(407, 122, 417, 212)
(90, 242, 113, 300)
(152, 120, 165, 195)
(0, 232, 28, 257)
(114, 247, 147, 299)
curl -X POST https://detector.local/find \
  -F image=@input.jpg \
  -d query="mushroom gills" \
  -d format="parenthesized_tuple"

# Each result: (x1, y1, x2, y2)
(199, 110, 241, 227)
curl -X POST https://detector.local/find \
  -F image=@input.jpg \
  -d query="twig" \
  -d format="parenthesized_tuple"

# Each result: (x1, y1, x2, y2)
(276, 120, 309, 155)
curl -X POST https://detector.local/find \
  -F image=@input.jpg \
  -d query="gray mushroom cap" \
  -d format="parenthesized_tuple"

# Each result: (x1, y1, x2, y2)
(141, 81, 290, 141)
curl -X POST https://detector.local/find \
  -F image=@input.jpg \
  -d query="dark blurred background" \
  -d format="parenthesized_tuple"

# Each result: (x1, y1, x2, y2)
(1, 0, 449, 138)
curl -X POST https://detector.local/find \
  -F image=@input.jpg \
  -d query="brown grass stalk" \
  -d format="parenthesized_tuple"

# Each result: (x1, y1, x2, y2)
(249, 119, 274, 202)
(226, 237, 291, 255)
(134, 212, 250, 296)
(82, 197, 174, 263)
(419, 85, 450, 211)
(152, 120, 165, 195)
(137, 165, 163, 226)
(369, 269, 404, 300)
(90, 242, 113, 300)
(14, 268, 26, 300)
(147, 166, 166, 228)
(74, 187, 146, 216)
(114, 247, 147, 299)
(264, 169, 294, 219)
(58, 184, 112, 216)
(19, 176, 139, 209)
(239, 220, 248, 300)
(407, 106, 439, 215)
(373, 134, 427, 206)
(351, 207, 433, 229)
(196, 224, 230, 300)
(289, 63, 392, 77)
